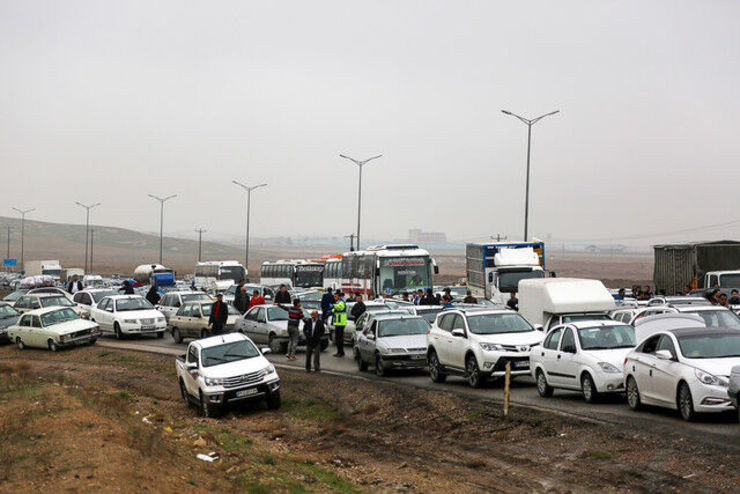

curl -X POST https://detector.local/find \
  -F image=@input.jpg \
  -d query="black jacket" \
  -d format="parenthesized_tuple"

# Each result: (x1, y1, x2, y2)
(350, 300, 366, 320)
(321, 292, 334, 314)
(233, 288, 249, 313)
(303, 317, 325, 345)
(146, 287, 161, 306)
(420, 294, 437, 306)
(209, 301, 229, 326)
(119, 284, 135, 295)
(67, 280, 83, 294)
(274, 290, 291, 304)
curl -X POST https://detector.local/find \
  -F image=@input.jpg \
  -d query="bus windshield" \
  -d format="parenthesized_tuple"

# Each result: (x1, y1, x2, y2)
(379, 257, 431, 295)
(295, 265, 324, 288)
(219, 266, 245, 283)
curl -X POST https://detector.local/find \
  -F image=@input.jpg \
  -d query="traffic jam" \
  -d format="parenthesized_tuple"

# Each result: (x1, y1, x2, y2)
(1, 241, 740, 424)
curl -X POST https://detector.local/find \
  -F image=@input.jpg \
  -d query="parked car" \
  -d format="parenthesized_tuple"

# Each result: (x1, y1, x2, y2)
(28, 287, 73, 300)
(235, 304, 329, 353)
(2, 289, 29, 302)
(624, 327, 740, 421)
(646, 296, 711, 307)
(156, 291, 214, 322)
(354, 314, 430, 376)
(175, 332, 280, 417)
(426, 308, 544, 388)
(72, 288, 118, 310)
(530, 321, 636, 402)
(414, 305, 444, 325)
(352, 310, 410, 345)
(169, 301, 241, 343)
(729, 365, 740, 421)
(7, 307, 101, 351)
(14, 293, 90, 319)
(674, 306, 740, 329)
(330, 301, 394, 345)
(89, 295, 167, 339)
(610, 306, 677, 325)
(0, 302, 20, 343)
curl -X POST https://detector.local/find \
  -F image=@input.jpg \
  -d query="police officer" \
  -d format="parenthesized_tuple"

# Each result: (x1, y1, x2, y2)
(331, 291, 347, 357)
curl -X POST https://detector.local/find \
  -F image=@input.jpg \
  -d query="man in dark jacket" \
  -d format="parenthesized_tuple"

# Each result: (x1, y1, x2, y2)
(506, 292, 519, 311)
(233, 282, 249, 314)
(304, 310, 325, 372)
(320, 288, 334, 321)
(350, 293, 366, 321)
(145, 285, 161, 306)
(274, 284, 291, 304)
(420, 288, 437, 306)
(119, 280, 135, 295)
(67, 275, 83, 294)
(208, 294, 229, 335)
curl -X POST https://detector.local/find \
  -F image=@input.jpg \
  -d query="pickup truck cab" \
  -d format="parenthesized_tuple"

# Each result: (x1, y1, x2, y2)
(175, 333, 281, 417)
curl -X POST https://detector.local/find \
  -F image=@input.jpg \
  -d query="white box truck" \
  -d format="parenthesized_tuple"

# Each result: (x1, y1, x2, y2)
(518, 278, 616, 331)
(466, 242, 546, 304)
(24, 260, 63, 281)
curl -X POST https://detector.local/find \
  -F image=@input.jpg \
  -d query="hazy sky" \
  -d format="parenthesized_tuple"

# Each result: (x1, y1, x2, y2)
(1, 1, 739, 245)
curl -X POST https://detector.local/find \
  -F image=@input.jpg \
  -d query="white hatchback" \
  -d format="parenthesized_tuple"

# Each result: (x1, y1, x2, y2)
(89, 295, 167, 339)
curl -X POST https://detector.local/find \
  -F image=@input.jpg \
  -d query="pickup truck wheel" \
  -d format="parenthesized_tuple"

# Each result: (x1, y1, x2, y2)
(114, 323, 123, 340)
(172, 328, 183, 344)
(466, 355, 483, 388)
(199, 391, 220, 418)
(266, 390, 281, 410)
(47, 339, 59, 352)
(16, 337, 25, 350)
(582, 373, 599, 403)
(536, 369, 554, 397)
(320, 339, 329, 352)
(355, 349, 368, 371)
(375, 354, 386, 377)
(428, 350, 446, 383)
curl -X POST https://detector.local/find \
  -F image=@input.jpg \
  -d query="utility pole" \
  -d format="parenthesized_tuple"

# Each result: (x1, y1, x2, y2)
(339, 154, 383, 251)
(90, 229, 95, 273)
(75, 201, 101, 274)
(12, 207, 34, 270)
(195, 228, 206, 262)
(5, 226, 11, 260)
(148, 194, 177, 264)
(501, 109, 559, 241)
(232, 181, 267, 273)
(491, 234, 508, 242)
(344, 233, 356, 251)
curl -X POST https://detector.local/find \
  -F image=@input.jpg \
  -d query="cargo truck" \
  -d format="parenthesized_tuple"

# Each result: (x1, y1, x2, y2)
(24, 260, 63, 280)
(466, 242, 546, 304)
(133, 264, 175, 287)
(653, 241, 740, 294)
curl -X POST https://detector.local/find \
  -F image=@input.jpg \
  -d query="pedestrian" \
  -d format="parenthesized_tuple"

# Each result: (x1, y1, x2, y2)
(331, 291, 347, 357)
(412, 289, 423, 305)
(274, 284, 291, 304)
(441, 295, 454, 310)
(233, 282, 249, 314)
(67, 274, 83, 294)
(119, 280, 135, 295)
(614, 288, 626, 301)
(285, 298, 302, 360)
(684, 285, 692, 296)
(249, 289, 266, 308)
(506, 291, 519, 311)
(208, 294, 229, 336)
(304, 310, 324, 372)
(637, 285, 652, 301)
(719, 293, 730, 308)
(146, 284, 161, 306)
(351, 293, 366, 320)
(443, 287, 452, 301)
(463, 290, 477, 304)
(401, 292, 410, 302)
(321, 287, 334, 321)
(730, 289, 740, 305)
(420, 288, 437, 306)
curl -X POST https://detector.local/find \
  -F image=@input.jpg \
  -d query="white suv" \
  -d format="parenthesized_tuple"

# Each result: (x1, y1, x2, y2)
(426, 308, 544, 388)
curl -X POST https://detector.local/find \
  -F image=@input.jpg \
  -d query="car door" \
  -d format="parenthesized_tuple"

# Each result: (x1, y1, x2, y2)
(253, 308, 268, 343)
(650, 334, 680, 406)
(92, 298, 108, 331)
(629, 334, 661, 402)
(447, 314, 469, 371)
(432, 313, 454, 365)
(183, 345, 201, 396)
(15, 314, 32, 345)
(99, 298, 116, 332)
(176, 304, 192, 337)
(30, 315, 44, 347)
(357, 320, 373, 362)
(240, 308, 257, 337)
(555, 327, 581, 390)
(537, 327, 563, 384)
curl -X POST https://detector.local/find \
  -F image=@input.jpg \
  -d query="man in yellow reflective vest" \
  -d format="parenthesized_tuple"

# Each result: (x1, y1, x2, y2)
(331, 291, 347, 357)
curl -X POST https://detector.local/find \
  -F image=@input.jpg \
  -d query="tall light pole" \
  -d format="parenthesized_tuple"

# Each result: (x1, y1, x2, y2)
(148, 194, 177, 264)
(232, 181, 267, 275)
(339, 154, 382, 250)
(12, 208, 34, 270)
(195, 228, 206, 262)
(5, 226, 12, 261)
(501, 109, 559, 241)
(75, 201, 101, 274)
(89, 229, 95, 273)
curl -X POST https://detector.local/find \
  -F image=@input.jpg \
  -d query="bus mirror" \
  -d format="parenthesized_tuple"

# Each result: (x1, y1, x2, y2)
(550, 272, 557, 278)
(488, 272, 494, 283)
(434, 265, 439, 275)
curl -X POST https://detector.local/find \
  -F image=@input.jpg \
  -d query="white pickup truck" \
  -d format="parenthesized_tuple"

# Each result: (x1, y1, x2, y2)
(175, 333, 281, 417)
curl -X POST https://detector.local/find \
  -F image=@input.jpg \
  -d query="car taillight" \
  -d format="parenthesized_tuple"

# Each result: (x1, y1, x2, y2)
(624, 358, 628, 365)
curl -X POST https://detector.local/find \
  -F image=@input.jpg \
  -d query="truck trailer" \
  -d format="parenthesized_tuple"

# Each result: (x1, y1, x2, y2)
(466, 242, 546, 304)
(653, 241, 740, 294)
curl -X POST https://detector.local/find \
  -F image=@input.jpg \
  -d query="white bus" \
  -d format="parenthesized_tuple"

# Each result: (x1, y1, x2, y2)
(322, 256, 342, 291)
(260, 260, 325, 289)
(194, 260, 247, 291)
(339, 244, 438, 297)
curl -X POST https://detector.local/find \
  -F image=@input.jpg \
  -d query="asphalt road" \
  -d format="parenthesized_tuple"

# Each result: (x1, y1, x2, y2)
(97, 333, 740, 451)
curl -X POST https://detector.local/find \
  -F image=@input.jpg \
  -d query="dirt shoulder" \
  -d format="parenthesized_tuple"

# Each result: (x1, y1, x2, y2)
(0, 345, 737, 493)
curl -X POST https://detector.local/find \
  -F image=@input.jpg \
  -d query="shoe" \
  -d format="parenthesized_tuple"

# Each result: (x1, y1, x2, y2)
(285, 354, 291, 359)
(332, 353, 339, 357)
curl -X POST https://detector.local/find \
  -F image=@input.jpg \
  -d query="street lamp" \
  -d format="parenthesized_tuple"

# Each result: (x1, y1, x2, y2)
(339, 154, 382, 250)
(148, 194, 177, 264)
(232, 181, 267, 276)
(195, 228, 206, 262)
(75, 201, 101, 274)
(501, 109, 559, 242)
(11, 207, 34, 270)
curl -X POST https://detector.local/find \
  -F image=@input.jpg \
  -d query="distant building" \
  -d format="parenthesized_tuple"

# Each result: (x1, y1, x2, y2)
(585, 244, 627, 253)
(408, 229, 447, 244)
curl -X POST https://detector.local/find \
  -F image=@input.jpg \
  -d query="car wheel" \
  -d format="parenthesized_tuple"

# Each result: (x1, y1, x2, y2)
(16, 337, 25, 350)
(536, 369, 554, 398)
(466, 355, 483, 388)
(266, 390, 281, 410)
(678, 382, 696, 422)
(626, 376, 642, 411)
(375, 354, 386, 377)
(172, 328, 183, 344)
(356, 349, 368, 371)
(47, 339, 59, 352)
(114, 323, 123, 340)
(179, 380, 190, 407)
(268, 333, 281, 354)
(428, 350, 447, 383)
(199, 391, 220, 418)
(320, 339, 329, 352)
(581, 373, 599, 403)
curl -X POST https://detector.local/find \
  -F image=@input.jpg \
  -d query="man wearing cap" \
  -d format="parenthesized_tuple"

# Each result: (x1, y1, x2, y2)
(208, 294, 229, 336)
(331, 291, 347, 357)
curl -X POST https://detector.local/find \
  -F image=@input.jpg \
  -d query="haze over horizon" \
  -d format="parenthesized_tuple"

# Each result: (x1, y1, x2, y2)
(2, 1, 739, 246)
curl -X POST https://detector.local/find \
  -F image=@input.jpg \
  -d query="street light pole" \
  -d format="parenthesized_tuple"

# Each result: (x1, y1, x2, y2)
(232, 181, 267, 276)
(148, 194, 177, 264)
(339, 154, 382, 250)
(12, 208, 34, 270)
(195, 228, 206, 262)
(5, 226, 12, 261)
(89, 229, 95, 273)
(75, 201, 101, 274)
(501, 109, 559, 241)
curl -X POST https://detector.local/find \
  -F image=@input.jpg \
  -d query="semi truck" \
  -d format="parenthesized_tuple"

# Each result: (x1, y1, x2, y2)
(653, 241, 740, 294)
(24, 260, 63, 280)
(466, 241, 546, 304)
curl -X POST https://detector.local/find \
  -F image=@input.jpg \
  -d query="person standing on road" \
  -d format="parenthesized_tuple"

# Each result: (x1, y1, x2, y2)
(146, 284, 161, 306)
(441, 295, 454, 310)
(321, 287, 334, 321)
(463, 290, 477, 304)
(249, 289, 265, 309)
(351, 293, 366, 321)
(412, 289, 422, 305)
(507, 292, 519, 311)
(233, 282, 249, 314)
(285, 298, 303, 360)
(420, 288, 437, 306)
(208, 294, 229, 336)
(331, 291, 347, 357)
(614, 288, 626, 301)
(119, 280, 135, 295)
(274, 284, 291, 305)
(304, 310, 324, 372)
(67, 274, 83, 294)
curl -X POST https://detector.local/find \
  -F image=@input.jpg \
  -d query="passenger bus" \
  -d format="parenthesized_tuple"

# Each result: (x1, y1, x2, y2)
(260, 260, 325, 289)
(321, 256, 342, 291)
(194, 260, 247, 291)
(339, 244, 438, 297)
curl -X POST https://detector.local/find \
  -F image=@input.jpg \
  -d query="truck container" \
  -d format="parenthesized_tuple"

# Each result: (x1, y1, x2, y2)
(133, 264, 175, 287)
(653, 241, 740, 294)
(466, 242, 546, 303)
(24, 260, 63, 280)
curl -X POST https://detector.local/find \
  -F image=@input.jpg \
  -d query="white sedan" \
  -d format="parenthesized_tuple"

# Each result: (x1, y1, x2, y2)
(8, 307, 101, 351)
(624, 327, 740, 421)
(90, 295, 167, 339)
(530, 321, 636, 402)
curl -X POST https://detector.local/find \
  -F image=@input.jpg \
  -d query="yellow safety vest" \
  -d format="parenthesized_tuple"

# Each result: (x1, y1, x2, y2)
(332, 300, 347, 327)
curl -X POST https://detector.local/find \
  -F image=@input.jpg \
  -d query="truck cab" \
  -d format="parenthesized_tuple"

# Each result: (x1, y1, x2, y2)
(704, 270, 740, 291)
(466, 242, 546, 304)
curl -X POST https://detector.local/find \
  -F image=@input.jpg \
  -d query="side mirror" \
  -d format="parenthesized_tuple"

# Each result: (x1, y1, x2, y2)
(451, 328, 465, 338)
(488, 272, 494, 283)
(261, 347, 271, 355)
(186, 361, 198, 370)
(434, 265, 439, 275)
(534, 324, 544, 332)
(655, 349, 673, 360)
(367, 333, 375, 340)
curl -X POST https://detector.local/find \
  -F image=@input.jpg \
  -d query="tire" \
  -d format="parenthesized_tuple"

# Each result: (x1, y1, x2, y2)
(199, 391, 220, 418)
(114, 323, 123, 340)
(320, 339, 329, 352)
(466, 354, 483, 388)
(266, 390, 281, 410)
(172, 328, 183, 344)
(581, 373, 599, 403)
(47, 339, 59, 352)
(179, 380, 191, 407)
(536, 369, 554, 398)
(356, 349, 368, 371)
(678, 382, 696, 422)
(156, 331, 164, 339)
(200, 329, 209, 339)
(269, 334, 281, 354)
(375, 354, 386, 377)
(16, 337, 25, 350)
(626, 376, 642, 411)
(428, 350, 447, 383)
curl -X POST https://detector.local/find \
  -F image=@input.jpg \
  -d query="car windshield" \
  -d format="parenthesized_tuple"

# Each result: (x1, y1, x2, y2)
(719, 273, 740, 289)
(378, 318, 429, 337)
(562, 314, 612, 323)
(200, 304, 240, 316)
(182, 293, 212, 303)
(91, 291, 117, 302)
(41, 308, 79, 326)
(684, 309, 740, 329)
(0, 304, 19, 318)
(116, 298, 154, 311)
(201, 339, 261, 367)
(267, 307, 288, 321)
(3, 290, 28, 302)
(577, 325, 635, 350)
(677, 333, 740, 359)
(466, 313, 534, 334)
(498, 269, 545, 293)
(40, 296, 74, 307)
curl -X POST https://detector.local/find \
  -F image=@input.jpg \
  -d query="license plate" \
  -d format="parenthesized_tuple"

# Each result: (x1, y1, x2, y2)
(236, 388, 258, 398)
(512, 361, 529, 369)
(141, 325, 155, 331)
(412, 354, 425, 360)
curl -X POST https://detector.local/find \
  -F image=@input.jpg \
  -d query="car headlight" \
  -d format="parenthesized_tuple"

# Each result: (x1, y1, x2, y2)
(124, 319, 138, 324)
(480, 342, 504, 352)
(204, 377, 224, 386)
(157, 317, 165, 323)
(388, 348, 405, 353)
(695, 368, 728, 387)
(597, 362, 621, 373)
(259, 365, 276, 378)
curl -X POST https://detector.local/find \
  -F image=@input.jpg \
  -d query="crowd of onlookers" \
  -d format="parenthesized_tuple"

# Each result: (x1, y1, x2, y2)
(612, 283, 740, 307)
